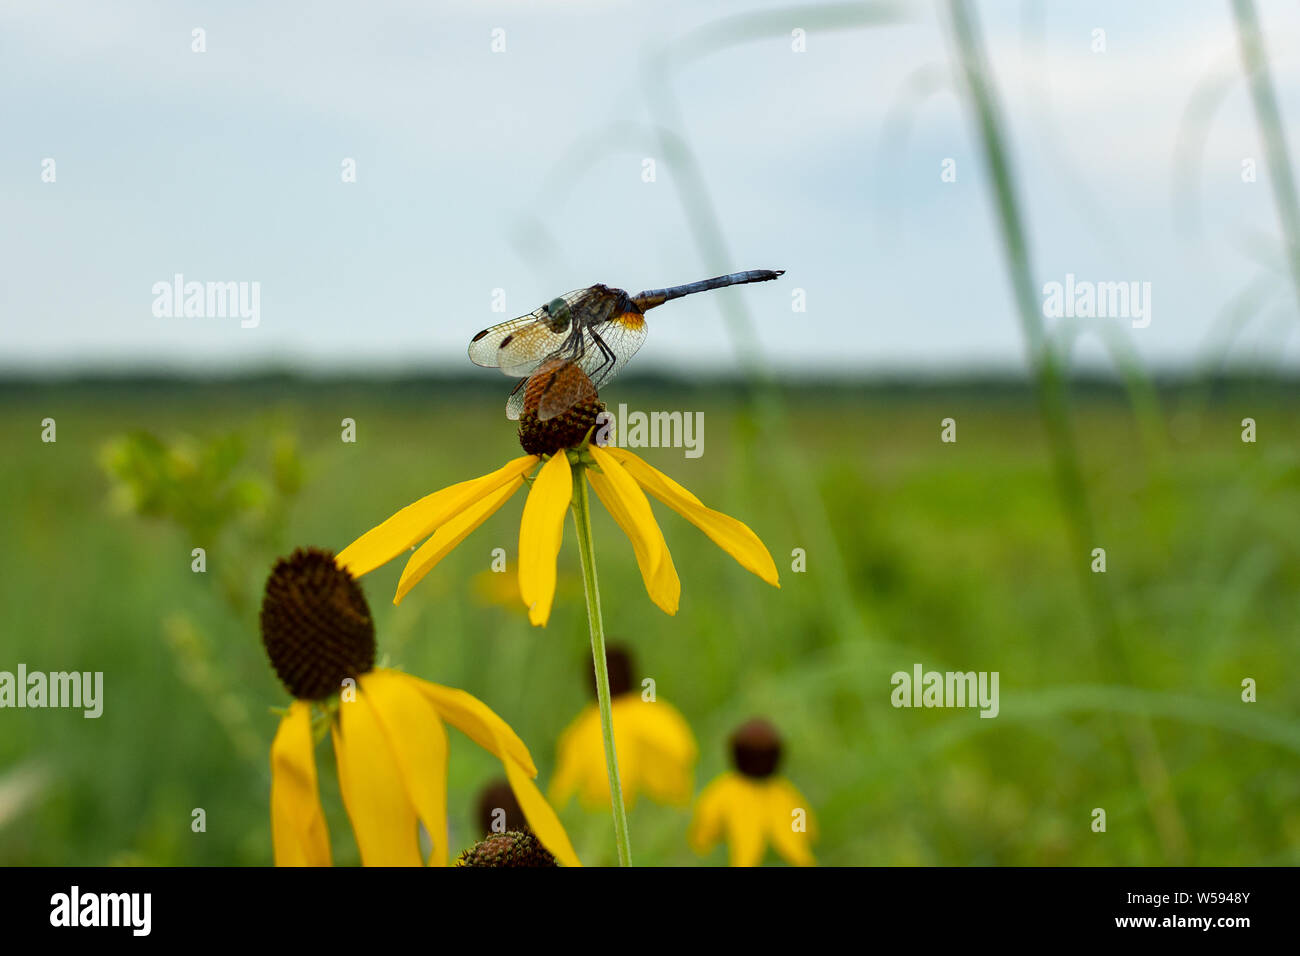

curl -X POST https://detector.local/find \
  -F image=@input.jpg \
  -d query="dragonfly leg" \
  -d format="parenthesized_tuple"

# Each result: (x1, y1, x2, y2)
(586, 325, 617, 384)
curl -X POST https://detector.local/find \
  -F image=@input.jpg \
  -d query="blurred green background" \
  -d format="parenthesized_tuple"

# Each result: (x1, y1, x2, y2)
(5, 0, 1300, 869)
(2, 374, 1297, 866)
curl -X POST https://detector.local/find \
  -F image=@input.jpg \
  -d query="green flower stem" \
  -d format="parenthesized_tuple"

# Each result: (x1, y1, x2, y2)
(570, 462, 632, 867)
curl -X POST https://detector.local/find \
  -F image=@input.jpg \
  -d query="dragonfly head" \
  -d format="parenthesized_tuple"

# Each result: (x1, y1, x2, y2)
(543, 296, 572, 333)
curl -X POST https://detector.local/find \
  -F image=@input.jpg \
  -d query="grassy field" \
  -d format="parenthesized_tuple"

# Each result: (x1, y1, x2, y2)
(1, 376, 1298, 866)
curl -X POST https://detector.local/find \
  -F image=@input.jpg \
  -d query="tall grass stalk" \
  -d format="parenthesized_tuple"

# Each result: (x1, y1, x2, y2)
(637, 4, 906, 654)
(944, 0, 1188, 861)
(1230, 0, 1300, 315)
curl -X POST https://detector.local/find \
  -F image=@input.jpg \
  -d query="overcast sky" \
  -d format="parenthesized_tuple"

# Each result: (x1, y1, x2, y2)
(3, 0, 1299, 377)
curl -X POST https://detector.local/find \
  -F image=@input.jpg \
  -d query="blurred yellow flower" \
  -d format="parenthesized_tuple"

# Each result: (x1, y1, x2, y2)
(261, 548, 579, 867)
(468, 564, 579, 612)
(469, 566, 522, 608)
(335, 378, 779, 626)
(689, 719, 816, 867)
(550, 647, 698, 810)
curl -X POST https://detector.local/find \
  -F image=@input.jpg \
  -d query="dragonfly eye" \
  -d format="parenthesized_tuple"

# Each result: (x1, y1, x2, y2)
(545, 297, 571, 332)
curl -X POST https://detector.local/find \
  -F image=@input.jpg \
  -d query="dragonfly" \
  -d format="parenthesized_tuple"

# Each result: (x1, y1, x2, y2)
(468, 269, 785, 421)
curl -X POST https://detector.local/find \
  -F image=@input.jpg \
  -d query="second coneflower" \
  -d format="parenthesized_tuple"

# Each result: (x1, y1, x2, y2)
(689, 719, 817, 867)
(336, 360, 780, 866)
(261, 547, 579, 867)
(551, 646, 698, 810)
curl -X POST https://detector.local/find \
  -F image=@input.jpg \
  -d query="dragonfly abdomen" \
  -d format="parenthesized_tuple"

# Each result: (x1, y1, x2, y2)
(632, 269, 784, 311)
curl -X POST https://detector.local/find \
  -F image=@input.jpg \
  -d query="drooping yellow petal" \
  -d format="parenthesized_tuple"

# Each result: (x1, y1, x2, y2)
(517, 452, 572, 626)
(549, 703, 639, 810)
(634, 736, 694, 806)
(547, 745, 582, 807)
(581, 743, 633, 809)
(394, 476, 525, 605)
(623, 697, 698, 763)
(337, 455, 538, 578)
(586, 445, 664, 575)
(332, 690, 422, 866)
(548, 705, 598, 807)
(411, 677, 537, 777)
(620, 698, 698, 805)
(498, 750, 583, 867)
(688, 771, 737, 856)
(586, 445, 680, 615)
(606, 697, 644, 809)
(690, 773, 768, 866)
(358, 671, 450, 866)
(765, 777, 816, 866)
(724, 776, 768, 867)
(269, 700, 331, 867)
(601, 447, 779, 588)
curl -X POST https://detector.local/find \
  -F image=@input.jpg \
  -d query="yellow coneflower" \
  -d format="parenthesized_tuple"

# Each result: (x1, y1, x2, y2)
(551, 646, 698, 810)
(336, 360, 778, 866)
(689, 719, 816, 867)
(335, 361, 779, 625)
(261, 547, 580, 867)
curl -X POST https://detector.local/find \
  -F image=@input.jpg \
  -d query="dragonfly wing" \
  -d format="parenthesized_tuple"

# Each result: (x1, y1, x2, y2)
(505, 381, 527, 421)
(468, 307, 570, 378)
(579, 310, 648, 390)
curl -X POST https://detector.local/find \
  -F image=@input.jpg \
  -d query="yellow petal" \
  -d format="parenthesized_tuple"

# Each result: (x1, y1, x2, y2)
(332, 690, 423, 866)
(635, 738, 694, 806)
(586, 446, 680, 615)
(620, 699, 698, 805)
(765, 778, 816, 866)
(623, 697, 698, 763)
(381, 672, 579, 867)
(606, 698, 643, 809)
(601, 447, 779, 587)
(499, 751, 583, 867)
(688, 771, 736, 856)
(581, 743, 630, 809)
(548, 705, 600, 807)
(358, 671, 450, 866)
(724, 776, 768, 867)
(550, 703, 639, 810)
(269, 700, 331, 867)
(410, 677, 537, 777)
(394, 476, 525, 604)
(517, 453, 572, 626)
(337, 455, 538, 578)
